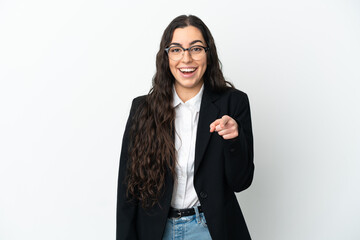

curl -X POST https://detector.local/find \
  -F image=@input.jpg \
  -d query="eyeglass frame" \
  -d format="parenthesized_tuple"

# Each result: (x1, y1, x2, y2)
(164, 45, 209, 60)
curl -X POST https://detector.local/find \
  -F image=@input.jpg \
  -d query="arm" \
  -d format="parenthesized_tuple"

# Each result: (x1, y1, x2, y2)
(224, 92, 254, 192)
(116, 97, 142, 240)
(210, 92, 254, 192)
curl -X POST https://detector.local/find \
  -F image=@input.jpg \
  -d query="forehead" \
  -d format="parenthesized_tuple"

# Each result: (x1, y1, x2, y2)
(171, 26, 205, 45)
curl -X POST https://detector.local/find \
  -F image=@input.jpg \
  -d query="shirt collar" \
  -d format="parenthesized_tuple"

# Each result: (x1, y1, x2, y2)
(172, 87, 182, 108)
(172, 84, 204, 112)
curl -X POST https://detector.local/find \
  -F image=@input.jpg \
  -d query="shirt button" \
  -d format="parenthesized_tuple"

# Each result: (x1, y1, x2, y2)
(230, 148, 235, 153)
(200, 191, 208, 199)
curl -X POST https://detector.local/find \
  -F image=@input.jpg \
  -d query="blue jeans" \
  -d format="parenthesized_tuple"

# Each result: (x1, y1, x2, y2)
(162, 206, 212, 240)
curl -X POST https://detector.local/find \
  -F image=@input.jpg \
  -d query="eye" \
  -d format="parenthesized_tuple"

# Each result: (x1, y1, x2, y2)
(191, 46, 203, 52)
(169, 47, 182, 53)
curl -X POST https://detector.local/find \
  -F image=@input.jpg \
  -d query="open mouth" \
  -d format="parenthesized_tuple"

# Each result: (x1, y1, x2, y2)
(179, 67, 197, 73)
(178, 67, 197, 77)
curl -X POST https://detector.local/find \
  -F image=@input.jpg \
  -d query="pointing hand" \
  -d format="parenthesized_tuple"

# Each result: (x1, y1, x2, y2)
(209, 115, 238, 140)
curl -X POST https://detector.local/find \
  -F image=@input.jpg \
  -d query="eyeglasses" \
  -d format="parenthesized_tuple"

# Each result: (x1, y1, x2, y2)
(165, 45, 209, 61)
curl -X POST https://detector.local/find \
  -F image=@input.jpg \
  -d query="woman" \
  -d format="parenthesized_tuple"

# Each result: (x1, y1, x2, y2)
(117, 15, 254, 240)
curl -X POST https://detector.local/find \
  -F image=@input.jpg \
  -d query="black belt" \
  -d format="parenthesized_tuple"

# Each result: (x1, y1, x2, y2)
(168, 206, 203, 218)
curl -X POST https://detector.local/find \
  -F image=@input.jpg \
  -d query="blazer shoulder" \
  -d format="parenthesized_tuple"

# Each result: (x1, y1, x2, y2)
(216, 87, 249, 103)
(214, 87, 251, 118)
(131, 95, 147, 107)
(128, 95, 147, 115)
(227, 87, 249, 99)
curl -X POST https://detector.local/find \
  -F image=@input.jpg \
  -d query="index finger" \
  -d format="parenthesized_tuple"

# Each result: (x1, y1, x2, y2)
(209, 119, 221, 132)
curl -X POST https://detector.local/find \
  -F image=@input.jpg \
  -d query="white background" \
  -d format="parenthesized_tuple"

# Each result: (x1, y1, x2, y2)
(0, 0, 359, 239)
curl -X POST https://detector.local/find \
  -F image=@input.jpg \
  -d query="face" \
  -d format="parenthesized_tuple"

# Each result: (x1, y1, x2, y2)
(168, 26, 207, 95)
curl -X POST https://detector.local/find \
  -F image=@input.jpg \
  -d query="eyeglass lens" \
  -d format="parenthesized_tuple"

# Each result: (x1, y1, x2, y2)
(168, 46, 206, 61)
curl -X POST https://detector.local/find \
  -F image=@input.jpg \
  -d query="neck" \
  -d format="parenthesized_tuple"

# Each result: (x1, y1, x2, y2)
(174, 82, 203, 102)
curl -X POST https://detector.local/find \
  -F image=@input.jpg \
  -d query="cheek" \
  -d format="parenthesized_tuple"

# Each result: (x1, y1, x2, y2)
(200, 59, 207, 69)
(169, 61, 177, 73)
(200, 62, 207, 74)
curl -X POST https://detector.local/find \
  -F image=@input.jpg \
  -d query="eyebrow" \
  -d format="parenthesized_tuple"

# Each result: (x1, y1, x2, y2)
(169, 40, 204, 46)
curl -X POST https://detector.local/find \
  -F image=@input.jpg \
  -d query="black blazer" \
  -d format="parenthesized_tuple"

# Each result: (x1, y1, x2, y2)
(117, 83, 254, 240)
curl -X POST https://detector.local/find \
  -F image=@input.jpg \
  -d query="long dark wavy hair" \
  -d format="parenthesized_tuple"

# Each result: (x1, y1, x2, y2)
(126, 15, 234, 208)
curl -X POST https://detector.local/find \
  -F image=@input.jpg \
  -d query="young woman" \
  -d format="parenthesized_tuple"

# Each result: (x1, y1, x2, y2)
(117, 15, 254, 240)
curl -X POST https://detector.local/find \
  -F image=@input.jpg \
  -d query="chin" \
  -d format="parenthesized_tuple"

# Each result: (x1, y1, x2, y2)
(177, 79, 202, 89)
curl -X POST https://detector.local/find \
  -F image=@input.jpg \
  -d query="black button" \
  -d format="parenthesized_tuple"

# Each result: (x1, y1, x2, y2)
(230, 148, 235, 153)
(200, 191, 208, 199)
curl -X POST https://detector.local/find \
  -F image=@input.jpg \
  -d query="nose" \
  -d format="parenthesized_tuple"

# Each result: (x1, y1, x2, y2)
(182, 49, 192, 63)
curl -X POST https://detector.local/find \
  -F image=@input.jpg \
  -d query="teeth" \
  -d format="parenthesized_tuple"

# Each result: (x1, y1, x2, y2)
(180, 68, 196, 73)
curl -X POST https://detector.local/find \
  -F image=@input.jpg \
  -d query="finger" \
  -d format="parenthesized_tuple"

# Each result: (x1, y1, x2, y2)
(217, 125, 238, 136)
(217, 128, 233, 136)
(222, 131, 238, 139)
(220, 115, 230, 128)
(216, 120, 234, 132)
(210, 124, 216, 132)
(215, 124, 223, 132)
(210, 119, 221, 132)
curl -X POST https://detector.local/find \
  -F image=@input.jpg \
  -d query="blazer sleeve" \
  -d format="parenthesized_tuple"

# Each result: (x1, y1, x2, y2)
(116, 97, 142, 240)
(223, 91, 254, 192)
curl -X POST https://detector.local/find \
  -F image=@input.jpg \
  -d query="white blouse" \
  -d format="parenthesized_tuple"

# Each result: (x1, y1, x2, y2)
(171, 84, 204, 209)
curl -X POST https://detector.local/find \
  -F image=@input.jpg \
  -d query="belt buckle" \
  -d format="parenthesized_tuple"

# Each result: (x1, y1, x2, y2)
(175, 210, 182, 219)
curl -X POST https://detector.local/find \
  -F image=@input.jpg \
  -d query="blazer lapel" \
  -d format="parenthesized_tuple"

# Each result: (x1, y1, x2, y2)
(194, 84, 220, 175)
